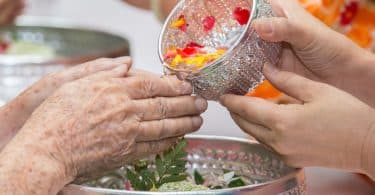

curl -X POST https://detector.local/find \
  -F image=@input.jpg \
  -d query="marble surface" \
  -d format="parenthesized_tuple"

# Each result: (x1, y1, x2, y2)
(23, 0, 245, 137)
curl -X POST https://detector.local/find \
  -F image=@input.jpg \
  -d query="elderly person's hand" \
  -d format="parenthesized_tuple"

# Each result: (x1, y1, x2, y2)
(252, 0, 375, 107)
(221, 63, 375, 180)
(0, 0, 24, 25)
(0, 65, 207, 195)
(0, 57, 132, 149)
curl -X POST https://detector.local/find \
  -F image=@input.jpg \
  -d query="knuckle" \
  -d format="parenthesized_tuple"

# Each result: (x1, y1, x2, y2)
(163, 76, 182, 93)
(143, 80, 157, 97)
(156, 97, 168, 118)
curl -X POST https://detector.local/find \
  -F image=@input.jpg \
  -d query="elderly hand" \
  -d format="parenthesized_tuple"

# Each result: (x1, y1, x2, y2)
(0, 57, 132, 149)
(0, 66, 207, 195)
(221, 63, 375, 180)
(0, 0, 24, 25)
(252, 0, 375, 107)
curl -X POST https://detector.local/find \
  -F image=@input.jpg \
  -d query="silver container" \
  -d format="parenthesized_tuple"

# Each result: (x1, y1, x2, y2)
(61, 135, 306, 195)
(158, 0, 281, 100)
(0, 17, 130, 105)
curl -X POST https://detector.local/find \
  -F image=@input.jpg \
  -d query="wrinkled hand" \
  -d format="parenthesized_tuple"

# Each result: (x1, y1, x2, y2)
(0, 57, 132, 149)
(0, 0, 24, 25)
(253, 0, 375, 106)
(221, 63, 375, 179)
(0, 67, 207, 194)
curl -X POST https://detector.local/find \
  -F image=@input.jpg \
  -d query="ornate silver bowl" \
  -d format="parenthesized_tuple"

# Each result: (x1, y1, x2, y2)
(158, 0, 281, 100)
(61, 135, 306, 195)
(0, 17, 130, 105)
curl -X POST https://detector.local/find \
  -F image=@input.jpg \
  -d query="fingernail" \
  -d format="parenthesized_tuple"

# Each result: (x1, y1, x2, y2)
(195, 98, 208, 112)
(181, 82, 193, 94)
(256, 19, 274, 35)
(192, 117, 203, 128)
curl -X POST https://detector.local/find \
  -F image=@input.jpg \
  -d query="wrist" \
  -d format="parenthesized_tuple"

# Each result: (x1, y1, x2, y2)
(0, 140, 73, 195)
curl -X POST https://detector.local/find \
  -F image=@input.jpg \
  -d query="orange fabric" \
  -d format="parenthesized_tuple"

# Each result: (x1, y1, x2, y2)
(246, 80, 281, 99)
(249, 0, 375, 100)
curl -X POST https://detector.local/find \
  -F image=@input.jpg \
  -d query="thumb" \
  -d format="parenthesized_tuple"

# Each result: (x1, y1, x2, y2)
(252, 17, 315, 51)
(252, 0, 324, 50)
(263, 63, 319, 102)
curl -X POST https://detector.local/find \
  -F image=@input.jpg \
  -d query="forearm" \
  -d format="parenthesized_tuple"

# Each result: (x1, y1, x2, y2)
(0, 97, 32, 150)
(338, 50, 375, 108)
(0, 139, 70, 195)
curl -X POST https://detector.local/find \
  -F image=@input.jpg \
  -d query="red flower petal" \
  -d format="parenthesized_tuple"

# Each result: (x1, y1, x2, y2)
(186, 42, 204, 48)
(233, 7, 250, 25)
(203, 16, 216, 32)
(340, 2, 359, 26)
(182, 47, 197, 56)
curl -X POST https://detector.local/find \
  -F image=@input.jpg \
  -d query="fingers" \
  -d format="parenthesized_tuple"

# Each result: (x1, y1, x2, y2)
(133, 96, 207, 121)
(132, 137, 179, 160)
(136, 116, 203, 142)
(263, 63, 318, 102)
(0, 0, 24, 25)
(220, 95, 279, 126)
(124, 75, 193, 99)
(253, 0, 324, 50)
(67, 57, 132, 81)
(252, 17, 314, 50)
(127, 69, 159, 78)
(230, 113, 273, 143)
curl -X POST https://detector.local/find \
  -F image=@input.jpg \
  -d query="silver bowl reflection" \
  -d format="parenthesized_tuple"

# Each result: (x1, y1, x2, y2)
(61, 135, 306, 195)
(158, 0, 281, 100)
(0, 17, 130, 105)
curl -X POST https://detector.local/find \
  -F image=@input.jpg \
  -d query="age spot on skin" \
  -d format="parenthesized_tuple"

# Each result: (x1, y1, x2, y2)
(33, 89, 40, 94)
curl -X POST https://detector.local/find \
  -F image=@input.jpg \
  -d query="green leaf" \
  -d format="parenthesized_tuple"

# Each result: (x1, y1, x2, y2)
(135, 160, 148, 172)
(175, 139, 187, 152)
(155, 155, 164, 177)
(126, 168, 145, 190)
(126, 139, 189, 190)
(167, 167, 186, 175)
(194, 170, 205, 185)
(159, 174, 188, 185)
(228, 178, 246, 188)
(140, 170, 155, 190)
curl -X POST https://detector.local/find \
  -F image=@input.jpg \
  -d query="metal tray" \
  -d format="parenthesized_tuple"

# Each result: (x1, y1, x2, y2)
(61, 135, 306, 195)
(0, 16, 130, 104)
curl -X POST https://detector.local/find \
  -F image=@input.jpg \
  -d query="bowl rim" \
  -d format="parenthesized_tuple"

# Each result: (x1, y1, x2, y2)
(0, 16, 130, 67)
(158, 0, 259, 75)
(64, 135, 303, 195)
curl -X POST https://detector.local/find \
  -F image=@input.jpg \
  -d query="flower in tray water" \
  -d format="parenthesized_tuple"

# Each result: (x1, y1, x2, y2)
(233, 7, 251, 25)
(203, 16, 216, 32)
(170, 15, 188, 32)
(163, 2, 252, 73)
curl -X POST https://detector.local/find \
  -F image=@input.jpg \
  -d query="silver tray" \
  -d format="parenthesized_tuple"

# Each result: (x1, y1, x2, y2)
(0, 16, 130, 104)
(61, 135, 306, 195)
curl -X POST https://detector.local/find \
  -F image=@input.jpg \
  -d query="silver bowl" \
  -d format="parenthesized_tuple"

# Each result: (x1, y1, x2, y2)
(61, 135, 306, 195)
(158, 0, 281, 100)
(0, 17, 130, 104)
